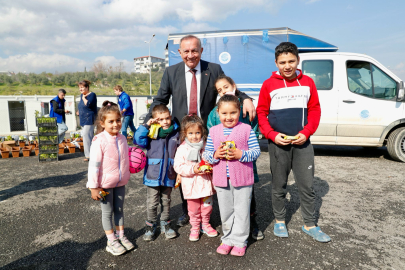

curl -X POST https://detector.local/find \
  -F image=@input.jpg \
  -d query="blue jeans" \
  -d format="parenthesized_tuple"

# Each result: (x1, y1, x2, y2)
(121, 115, 136, 138)
(57, 121, 68, 144)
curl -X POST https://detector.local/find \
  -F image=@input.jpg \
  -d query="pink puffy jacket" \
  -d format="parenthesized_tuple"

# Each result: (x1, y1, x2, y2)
(86, 131, 130, 189)
(173, 141, 215, 199)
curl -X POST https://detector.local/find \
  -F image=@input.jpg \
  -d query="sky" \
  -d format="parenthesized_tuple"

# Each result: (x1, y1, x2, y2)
(0, 0, 404, 80)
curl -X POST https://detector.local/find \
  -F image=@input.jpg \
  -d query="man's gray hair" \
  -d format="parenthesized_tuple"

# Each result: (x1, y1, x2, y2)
(180, 35, 201, 49)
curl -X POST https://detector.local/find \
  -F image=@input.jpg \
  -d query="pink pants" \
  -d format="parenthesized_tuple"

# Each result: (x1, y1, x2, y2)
(187, 196, 213, 230)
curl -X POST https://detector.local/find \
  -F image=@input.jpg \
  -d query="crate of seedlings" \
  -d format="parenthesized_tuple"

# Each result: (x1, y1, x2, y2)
(38, 126, 58, 136)
(39, 153, 58, 162)
(38, 135, 59, 145)
(36, 117, 57, 127)
(39, 145, 58, 154)
(37, 117, 58, 162)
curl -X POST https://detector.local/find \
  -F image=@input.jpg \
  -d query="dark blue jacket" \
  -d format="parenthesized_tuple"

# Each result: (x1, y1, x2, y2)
(78, 92, 97, 126)
(118, 92, 134, 116)
(50, 96, 65, 123)
(134, 122, 179, 187)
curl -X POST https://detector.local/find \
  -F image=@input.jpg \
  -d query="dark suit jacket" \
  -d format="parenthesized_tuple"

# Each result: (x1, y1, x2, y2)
(146, 60, 250, 127)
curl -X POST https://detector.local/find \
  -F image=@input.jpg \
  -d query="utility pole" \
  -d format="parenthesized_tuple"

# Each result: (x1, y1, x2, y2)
(145, 34, 155, 96)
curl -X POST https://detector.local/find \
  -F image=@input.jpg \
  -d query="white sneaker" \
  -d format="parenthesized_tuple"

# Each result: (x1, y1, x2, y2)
(106, 239, 126, 256)
(117, 235, 135, 251)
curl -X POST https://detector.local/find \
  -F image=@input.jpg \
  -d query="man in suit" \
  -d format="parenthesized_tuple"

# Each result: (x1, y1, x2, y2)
(145, 35, 256, 226)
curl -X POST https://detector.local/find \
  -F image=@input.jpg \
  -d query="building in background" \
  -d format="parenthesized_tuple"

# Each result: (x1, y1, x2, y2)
(133, 56, 165, 73)
(0, 95, 157, 136)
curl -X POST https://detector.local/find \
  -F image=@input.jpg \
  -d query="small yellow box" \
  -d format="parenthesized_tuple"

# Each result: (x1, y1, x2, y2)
(284, 136, 298, 140)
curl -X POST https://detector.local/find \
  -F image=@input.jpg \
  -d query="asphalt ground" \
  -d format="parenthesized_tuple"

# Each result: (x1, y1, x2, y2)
(0, 141, 404, 270)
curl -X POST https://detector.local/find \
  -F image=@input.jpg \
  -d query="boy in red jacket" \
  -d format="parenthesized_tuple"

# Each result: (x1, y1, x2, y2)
(257, 42, 330, 242)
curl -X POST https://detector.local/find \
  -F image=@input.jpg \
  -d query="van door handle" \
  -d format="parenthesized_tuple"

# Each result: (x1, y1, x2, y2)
(343, 100, 356, 103)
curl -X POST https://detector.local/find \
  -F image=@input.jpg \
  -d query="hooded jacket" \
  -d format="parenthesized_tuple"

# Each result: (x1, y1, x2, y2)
(86, 131, 130, 189)
(256, 69, 321, 142)
(134, 121, 180, 187)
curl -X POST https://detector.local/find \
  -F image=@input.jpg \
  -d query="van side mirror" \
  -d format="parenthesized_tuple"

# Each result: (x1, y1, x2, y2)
(398, 81, 404, 101)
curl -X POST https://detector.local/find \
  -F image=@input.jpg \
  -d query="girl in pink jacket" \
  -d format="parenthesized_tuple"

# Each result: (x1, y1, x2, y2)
(86, 101, 134, 256)
(174, 114, 217, 242)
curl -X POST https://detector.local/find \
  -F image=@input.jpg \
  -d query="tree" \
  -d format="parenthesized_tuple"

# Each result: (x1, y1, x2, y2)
(17, 73, 28, 84)
(91, 62, 108, 77)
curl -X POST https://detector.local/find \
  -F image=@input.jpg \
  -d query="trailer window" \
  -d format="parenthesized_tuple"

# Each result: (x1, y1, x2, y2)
(302, 60, 333, 90)
(346, 61, 397, 99)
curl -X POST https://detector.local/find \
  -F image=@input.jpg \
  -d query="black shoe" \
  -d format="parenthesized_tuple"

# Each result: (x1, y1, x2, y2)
(143, 221, 157, 241)
(177, 214, 190, 227)
(251, 215, 264, 240)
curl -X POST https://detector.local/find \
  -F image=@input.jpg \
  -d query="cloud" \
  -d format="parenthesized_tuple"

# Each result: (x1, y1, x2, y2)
(0, 53, 86, 73)
(0, 53, 134, 74)
(181, 23, 218, 33)
(306, 0, 321, 3)
(395, 62, 404, 69)
(0, 0, 286, 55)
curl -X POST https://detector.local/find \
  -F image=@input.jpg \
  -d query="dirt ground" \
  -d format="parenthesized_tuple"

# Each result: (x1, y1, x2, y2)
(0, 141, 404, 270)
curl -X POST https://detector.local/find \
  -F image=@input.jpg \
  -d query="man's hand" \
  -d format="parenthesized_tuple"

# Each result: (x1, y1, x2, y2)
(76, 111, 79, 116)
(291, 133, 307, 145)
(243, 99, 256, 122)
(274, 133, 291, 146)
(214, 145, 227, 160)
(226, 148, 243, 160)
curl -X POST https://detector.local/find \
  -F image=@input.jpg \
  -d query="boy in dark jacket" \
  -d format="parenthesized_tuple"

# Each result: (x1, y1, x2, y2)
(134, 104, 179, 241)
(257, 42, 330, 242)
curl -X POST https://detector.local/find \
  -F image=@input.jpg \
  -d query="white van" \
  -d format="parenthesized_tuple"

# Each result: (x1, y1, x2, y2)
(296, 52, 405, 162)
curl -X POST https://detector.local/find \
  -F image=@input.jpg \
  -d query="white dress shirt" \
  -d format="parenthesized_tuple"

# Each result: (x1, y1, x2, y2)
(185, 62, 201, 117)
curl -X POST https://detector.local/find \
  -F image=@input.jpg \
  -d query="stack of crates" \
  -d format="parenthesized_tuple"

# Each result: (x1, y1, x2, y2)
(36, 117, 58, 162)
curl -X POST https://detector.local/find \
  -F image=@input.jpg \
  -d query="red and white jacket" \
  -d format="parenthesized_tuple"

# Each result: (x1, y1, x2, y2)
(257, 69, 321, 142)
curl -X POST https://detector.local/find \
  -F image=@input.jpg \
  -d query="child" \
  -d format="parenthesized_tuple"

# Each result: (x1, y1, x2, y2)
(134, 104, 178, 241)
(207, 75, 264, 241)
(203, 95, 261, 257)
(256, 42, 331, 242)
(86, 101, 134, 256)
(173, 114, 217, 242)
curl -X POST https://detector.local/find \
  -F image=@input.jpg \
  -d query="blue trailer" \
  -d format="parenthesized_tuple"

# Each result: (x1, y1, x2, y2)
(167, 27, 338, 98)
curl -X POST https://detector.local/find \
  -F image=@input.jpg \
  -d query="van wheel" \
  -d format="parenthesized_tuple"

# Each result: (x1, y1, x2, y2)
(387, 127, 405, 162)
